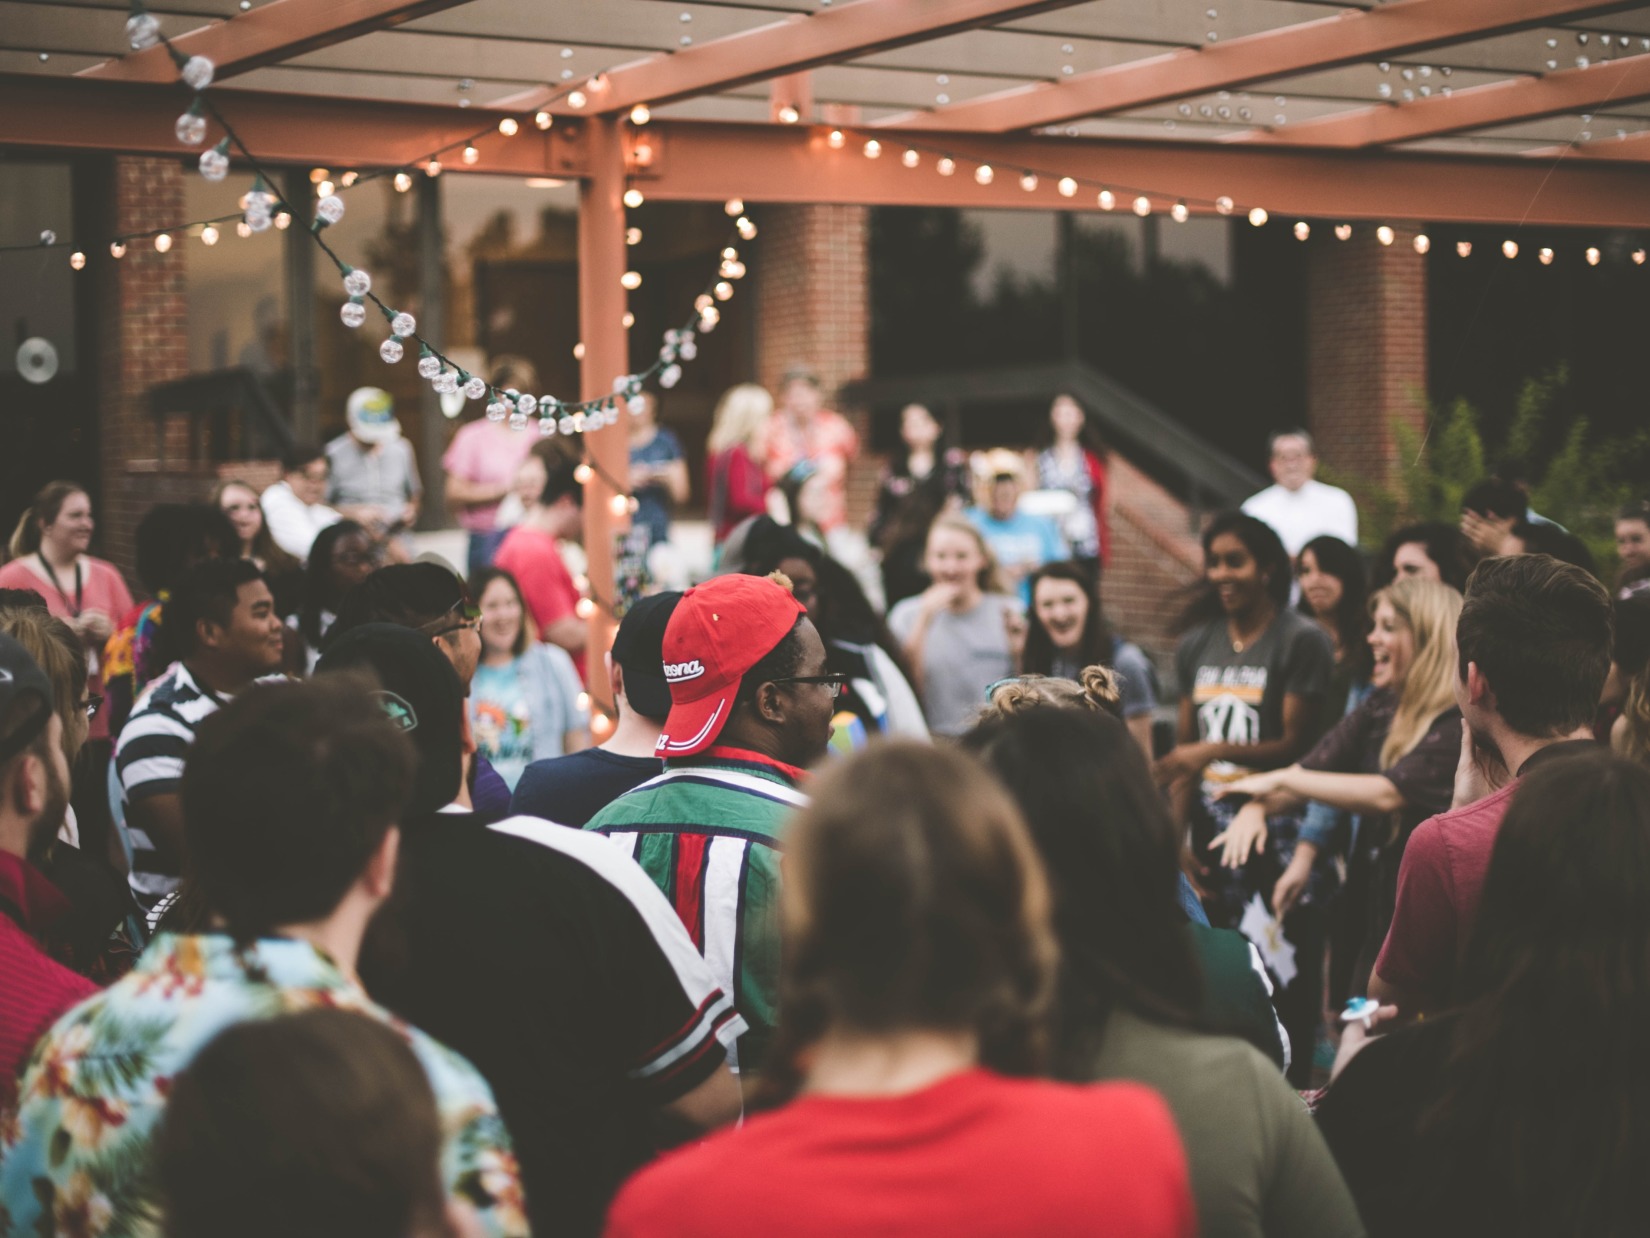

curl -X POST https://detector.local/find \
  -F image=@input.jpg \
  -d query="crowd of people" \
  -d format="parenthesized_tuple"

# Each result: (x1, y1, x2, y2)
(2, 363, 1650, 1238)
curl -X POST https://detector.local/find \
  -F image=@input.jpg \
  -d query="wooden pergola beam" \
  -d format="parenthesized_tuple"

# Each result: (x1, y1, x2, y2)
(880, 0, 1639, 133)
(3, 75, 1647, 227)
(1237, 50, 1650, 147)
(592, 0, 1090, 115)
(1530, 128, 1650, 159)
(78, 0, 477, 85)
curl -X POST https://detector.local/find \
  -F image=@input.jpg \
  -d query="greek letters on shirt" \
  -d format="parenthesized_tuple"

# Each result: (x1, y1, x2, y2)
(1194, 664, 1269, 779)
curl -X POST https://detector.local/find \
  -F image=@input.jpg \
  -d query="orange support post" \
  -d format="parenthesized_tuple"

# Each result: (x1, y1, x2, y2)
(578, 115, 630, 737)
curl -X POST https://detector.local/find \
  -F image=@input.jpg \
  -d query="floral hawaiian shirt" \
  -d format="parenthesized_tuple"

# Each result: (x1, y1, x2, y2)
(0, 933, 529, 1238)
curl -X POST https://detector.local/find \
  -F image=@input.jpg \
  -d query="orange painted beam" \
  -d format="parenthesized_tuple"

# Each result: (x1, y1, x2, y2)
(578, 116, 630, 731)
(79, 0, 477, 84)
(3, 75, 1648, 227)
(0, 74, 586, 176)
(1238, 50, 1650, 147)
(592, 0, 1090, 114)
(1533, 128, 1650, 159)
(634, 122, 1650, 227)
(882, 0, 1639, 133)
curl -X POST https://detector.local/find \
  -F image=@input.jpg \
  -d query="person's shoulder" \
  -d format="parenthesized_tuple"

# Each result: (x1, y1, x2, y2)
(1276, 606, 1334, 650)
(887, 594, 921, 626)
(1242, 485, 1283, 511)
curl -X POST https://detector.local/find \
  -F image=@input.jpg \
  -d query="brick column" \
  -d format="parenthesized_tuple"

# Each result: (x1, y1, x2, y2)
(96, 156, 193, 576)
(751, 203, 872, 519)
(1304, 225, 1428, 508)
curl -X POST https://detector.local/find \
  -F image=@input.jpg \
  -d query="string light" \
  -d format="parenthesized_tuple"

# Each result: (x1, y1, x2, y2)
(902, 149, 920, 168)
(154, 232, 173, 253)
(1413, 233, 1430, 254)
(1539, 247, 1554, 265)
(1586, 246, 1601, 265)
(535, 110, 553, 130)
(1502, 239, 1519, 258)
(69, 251, 85, 270)
(863, 139, 882, 159)
(975, 164, 994, 185)
(1248, 207, 1268, 226)
(201, 224, 219, 245)
(620, 270, 643, 289)
(1133, 195, 1151, 216)
(394, 172, 412, 192)
(1215, 196, 1234, 216)
(576, 597, 598, 619)
(623, 188, 645, 208)
(568, 89, 588, 109)
(1376, 225, 1395, 246)
(1057, 176, 1077, 197)
(627, 227, 643, 245)
(1171, 200, 1189, 222)
(827, 129, 845, 149)
(1293, 221, 1310, 240)
(1635, 249, 1647, 265)
(777, 105, 800, 124)
(498, 117, 518, 136)
(426, 158, 442, 177)
(110, 241, 125, 259)
(461, 145, 479, 165)
(724, 198, 744, 216)
(1098, 190, 1115, 211)
(1457, 241, 1472, 257)
(937, 157, 956, 176)
(1019, 171, 1038, 191)
(629, 104, 651, 125)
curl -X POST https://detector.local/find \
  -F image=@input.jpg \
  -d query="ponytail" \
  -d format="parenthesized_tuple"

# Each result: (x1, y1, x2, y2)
(7, 481, 87, 561)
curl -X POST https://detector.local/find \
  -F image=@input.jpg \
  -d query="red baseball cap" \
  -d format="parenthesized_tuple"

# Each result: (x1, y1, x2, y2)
(656, 574, 807, 758)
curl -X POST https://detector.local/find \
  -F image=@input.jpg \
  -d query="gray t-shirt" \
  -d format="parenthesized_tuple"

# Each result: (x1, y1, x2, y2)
(1052, 639, 1158, 719)
(326, 433, 422, 512)
(888, 592, 1020, 737)
(1174, 608, 1333, 796)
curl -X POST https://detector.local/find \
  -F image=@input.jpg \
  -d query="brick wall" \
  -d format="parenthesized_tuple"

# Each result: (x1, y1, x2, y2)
(96, 156, 197, 580)
(1305, 225, 1428, 514)
(1101, 456, 1203, 668)
(750, 203, 876, 523)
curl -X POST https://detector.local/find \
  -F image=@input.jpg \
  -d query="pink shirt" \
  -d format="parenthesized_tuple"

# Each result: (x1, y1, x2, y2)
(442, 420, 536, 533)
(764, 409, 859, 531)
(0, 555, 135, 742)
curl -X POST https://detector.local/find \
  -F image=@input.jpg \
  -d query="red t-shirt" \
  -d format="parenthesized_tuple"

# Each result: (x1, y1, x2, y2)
(1374, 740, 1596, 1006)
(493, 526, 579, 642)
(604, 1068, 1195, 1238)
(0, 854, 98, 1112)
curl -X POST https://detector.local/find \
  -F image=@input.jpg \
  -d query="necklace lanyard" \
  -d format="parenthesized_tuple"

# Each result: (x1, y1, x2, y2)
(38, 554, 83, 618)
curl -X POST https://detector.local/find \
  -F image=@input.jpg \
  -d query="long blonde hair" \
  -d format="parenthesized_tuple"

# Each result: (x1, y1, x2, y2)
(7, 481, 87, 562)
(926, 513, 1008, 596)
(707, 383, 773, 456)
(1377, 577, 1464, 770)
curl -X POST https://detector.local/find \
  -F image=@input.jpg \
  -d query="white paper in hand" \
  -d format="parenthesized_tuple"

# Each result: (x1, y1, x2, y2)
(1239, 893, 1297, 990)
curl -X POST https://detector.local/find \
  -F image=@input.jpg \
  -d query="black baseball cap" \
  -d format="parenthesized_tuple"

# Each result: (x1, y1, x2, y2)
(0, 633, 53, 766)
(315, 623, 464, 815)
(610, 591, 682, 723)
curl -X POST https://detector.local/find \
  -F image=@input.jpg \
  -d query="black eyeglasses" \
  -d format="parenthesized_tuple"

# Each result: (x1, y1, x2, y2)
(422, 599, 482, 639)
(769, 673, 849, 698)
(81, 694, 104, 719)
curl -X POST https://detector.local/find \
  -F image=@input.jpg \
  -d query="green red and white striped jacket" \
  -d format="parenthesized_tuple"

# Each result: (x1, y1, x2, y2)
(584, 749, 806, 1073)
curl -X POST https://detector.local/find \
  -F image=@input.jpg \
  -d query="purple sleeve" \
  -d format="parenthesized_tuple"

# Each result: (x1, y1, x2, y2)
(1382, 710, 1462, 817)
(1299, 696, 1370, 772)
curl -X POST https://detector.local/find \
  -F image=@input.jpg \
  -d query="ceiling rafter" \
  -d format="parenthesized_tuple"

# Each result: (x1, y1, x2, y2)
(1234, 50, 1650, 147)
(589, 0, 1092, 116)
(875, 0, 1641, 133)
(78, 0, 477, 84)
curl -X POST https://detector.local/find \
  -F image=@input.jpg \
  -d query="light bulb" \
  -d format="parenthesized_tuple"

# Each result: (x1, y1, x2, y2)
(343, 268, 372, 297)
(316, 180, 335, 198)
(608, 494, 629, 517)
(714, 280, 733, 300)
(620, 270, 643, 290)
(1098, 190, 1115, 211)
(576, 691, 591, 712)
(394, 172, 413, 193)
(1413, 233, 1430, 254)
(1019, 171, 1038, 191)
(1058, 177, 1077, 197)
(630, 104, 651, 125)
(499, 117, 519, 136)
(462, 145, 479, 165)
(1586, 246, 1601, 265)
(975, 164, 994, 185)
(154, 233, 173, 253)
(573, 342, 585, 360)
(426, 158, 442, 177)
(509, 411, 529, 432)
(201, 224, 219, 246)
(592, 713, 614, 737)
(417, 353, 442, 380)
(1456, 241, 1472, 257)
(1133, 196, 1151, 216)
(538, 416, 557, 437)
(577, 596, 599, 618)
(535, 111, 552, 130)
(340, 299, 366, 328)
(274, 211, 291, 230)
(623, 188, 645, 208)
(660, 363, 682, 388)
(380, 337, 405, 364)
(175, 110, 207, 146)
(199, 146, 230, 182)
(827, 129, 845, 149)
(516, 393, 539, 416)
(1215, 196, 1234, 216)
(699, 305, 720, 328)
(181, 55, 215, 90)
(1171, 200, 1189, 222)
(573, 464, 594, 485)
(1293, 221, 1311, 241)
(1248, 207, 1268, 226)
(1376, 225, 1395, 245)
(861, 139, 882, 160)
(1634, 249, 1646, 265)
(236, 221, 252, 238)
(778, 105, 800, 124)
(1336, 224, 1353, 241)
(126, 11, 161, 50)
(69, 251, 85, 270)
(736, 217, 756, 240)
(902, 148, 921, 169)
(568, 89, 588, 109)
(316, 194, 345, 225)
(1502, 239, 1518, 259)
(486, 400, 507, 422)
(1538, 247, 1554, 265)
(110, 241, 126, 259)
(937, 157, 956, 176)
